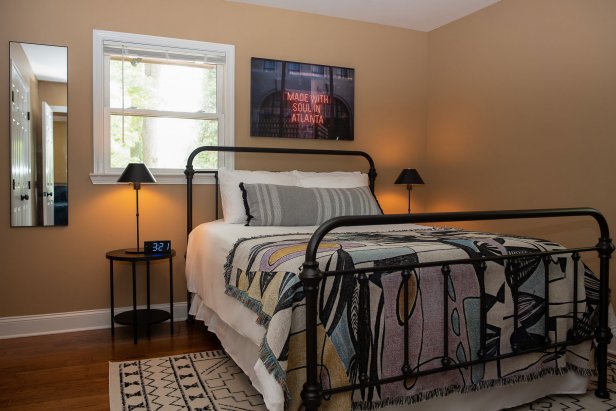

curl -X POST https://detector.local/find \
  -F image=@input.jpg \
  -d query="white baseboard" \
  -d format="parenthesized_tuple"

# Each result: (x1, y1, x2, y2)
(4, 304, 616, 357)
(0, 302, 188, 339)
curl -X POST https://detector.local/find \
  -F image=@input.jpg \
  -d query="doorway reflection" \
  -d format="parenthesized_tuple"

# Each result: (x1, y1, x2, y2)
(10, 42, 68, 226)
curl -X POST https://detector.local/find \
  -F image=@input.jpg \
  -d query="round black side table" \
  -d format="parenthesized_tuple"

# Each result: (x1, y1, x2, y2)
(106, 248, 175, 343)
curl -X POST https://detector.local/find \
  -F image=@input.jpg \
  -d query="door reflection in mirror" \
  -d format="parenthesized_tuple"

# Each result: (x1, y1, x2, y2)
(9, 42, 67, 226)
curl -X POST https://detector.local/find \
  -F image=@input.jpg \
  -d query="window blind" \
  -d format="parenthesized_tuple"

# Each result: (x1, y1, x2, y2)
(103, 41, 226, 65)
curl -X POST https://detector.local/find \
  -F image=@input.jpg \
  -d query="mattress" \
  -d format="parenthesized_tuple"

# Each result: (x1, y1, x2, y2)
(185, 220, 589, 411)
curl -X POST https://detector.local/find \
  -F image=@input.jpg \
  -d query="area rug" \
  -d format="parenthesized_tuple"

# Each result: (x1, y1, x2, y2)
(110, 351, 616, 411)
(109, 350, 267, 411)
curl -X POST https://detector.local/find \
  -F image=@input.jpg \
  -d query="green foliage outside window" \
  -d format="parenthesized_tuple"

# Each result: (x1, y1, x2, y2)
(109, 58, 218, 170)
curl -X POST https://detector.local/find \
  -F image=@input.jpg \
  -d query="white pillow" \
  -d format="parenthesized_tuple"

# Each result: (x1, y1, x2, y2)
(294, 170, 369, 188)
(218, 168, 297, 223)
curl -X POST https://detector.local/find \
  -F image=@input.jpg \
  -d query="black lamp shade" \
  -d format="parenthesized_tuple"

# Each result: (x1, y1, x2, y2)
(117, 163, 155, 254)
(117, 163, 156, 184)
(395, 168, 424, 185)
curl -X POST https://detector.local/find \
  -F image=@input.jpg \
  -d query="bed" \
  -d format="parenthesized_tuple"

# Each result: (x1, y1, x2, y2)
(184, 146, 613, 411)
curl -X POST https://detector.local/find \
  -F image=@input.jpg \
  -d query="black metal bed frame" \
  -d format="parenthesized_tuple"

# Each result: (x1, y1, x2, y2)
(185, 145, 613, 410)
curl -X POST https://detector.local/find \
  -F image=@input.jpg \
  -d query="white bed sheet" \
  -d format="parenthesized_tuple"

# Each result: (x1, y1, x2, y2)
(185, 220, 588, 411)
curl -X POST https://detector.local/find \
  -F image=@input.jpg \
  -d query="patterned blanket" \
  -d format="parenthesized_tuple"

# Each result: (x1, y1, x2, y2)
(223, 228, 598, 410)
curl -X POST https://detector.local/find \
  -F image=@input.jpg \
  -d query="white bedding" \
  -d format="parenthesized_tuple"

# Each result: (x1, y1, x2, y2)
(185, 220, 589, 411)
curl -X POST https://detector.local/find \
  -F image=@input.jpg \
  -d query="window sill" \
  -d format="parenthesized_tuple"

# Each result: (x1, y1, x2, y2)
(90, 173, 216, 185)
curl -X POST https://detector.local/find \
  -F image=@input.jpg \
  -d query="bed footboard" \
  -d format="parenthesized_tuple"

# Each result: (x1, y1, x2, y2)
(300, 208, 613, 410)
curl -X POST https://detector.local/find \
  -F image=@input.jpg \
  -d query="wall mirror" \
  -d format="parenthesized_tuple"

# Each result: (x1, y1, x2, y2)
(10, 42, 68, 226)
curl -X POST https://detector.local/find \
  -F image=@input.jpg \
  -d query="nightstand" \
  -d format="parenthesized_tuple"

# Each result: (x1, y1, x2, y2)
(107, 248, 176, 343)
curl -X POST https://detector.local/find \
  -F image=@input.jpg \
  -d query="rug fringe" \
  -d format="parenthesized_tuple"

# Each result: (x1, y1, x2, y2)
(350, 364, 597, 410)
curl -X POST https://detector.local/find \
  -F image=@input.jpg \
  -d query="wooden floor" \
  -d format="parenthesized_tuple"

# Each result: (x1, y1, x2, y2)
(0, 321, 222, 410)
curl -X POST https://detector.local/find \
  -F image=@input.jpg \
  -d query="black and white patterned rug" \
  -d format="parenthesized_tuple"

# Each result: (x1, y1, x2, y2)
(109, 350, 267, 411)
(109, 351, 616, 410)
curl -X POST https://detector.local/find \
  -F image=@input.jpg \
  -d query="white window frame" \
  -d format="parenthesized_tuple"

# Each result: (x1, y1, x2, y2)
(91, 29, 235, 184)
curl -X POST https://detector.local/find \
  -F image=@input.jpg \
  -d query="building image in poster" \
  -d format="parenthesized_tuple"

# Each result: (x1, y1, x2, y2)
(251, 58, 354, 140)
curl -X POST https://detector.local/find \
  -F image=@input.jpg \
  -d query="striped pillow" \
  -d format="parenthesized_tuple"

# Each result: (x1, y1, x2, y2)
(240, 183, 382, 226)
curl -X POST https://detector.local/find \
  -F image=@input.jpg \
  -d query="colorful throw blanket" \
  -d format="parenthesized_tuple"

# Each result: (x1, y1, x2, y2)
(223, 228, 598, 410)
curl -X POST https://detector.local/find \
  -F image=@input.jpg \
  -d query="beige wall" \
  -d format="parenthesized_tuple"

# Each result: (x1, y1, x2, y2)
(0, 0, 428, 316)
(38, 81, 67, 106)
(427, 0, 616, 279)
(3, 0, 614, 319)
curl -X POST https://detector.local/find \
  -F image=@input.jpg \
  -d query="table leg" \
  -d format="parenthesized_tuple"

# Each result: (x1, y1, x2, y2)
(132, 261, 137, 344)
(110, 260, 114, 336)
(146, 260, 151, 338)
(170, 256, 174, 334)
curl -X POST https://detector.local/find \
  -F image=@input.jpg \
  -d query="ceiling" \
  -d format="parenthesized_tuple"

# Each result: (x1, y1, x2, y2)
(225, 0, 501, 32)
(20, 43, 67, 83)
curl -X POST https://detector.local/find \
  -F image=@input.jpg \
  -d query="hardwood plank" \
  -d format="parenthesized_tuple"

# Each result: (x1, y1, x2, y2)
(0, 321, 221, 409)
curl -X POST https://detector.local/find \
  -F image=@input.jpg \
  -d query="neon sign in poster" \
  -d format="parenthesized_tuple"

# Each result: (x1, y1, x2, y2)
(250, 57, 354, 140)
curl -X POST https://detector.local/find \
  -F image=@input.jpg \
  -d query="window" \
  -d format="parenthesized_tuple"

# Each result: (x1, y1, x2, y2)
(288, 62, 301, 74)
(311, 65, 325, 76)
(92, 30, 235, 184)
(263, 60, 276, 72)
(336, 68, 351, 79)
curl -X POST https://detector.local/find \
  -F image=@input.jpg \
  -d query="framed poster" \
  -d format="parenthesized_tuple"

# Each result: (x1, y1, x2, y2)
(250, 57, 354, 140)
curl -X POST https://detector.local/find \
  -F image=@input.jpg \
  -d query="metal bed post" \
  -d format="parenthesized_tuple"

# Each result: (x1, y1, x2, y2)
(595, 230, 614, 398)
(441, 265, 452, 365)
(184, 163, 194, 322)
(299, 260, 323, 411)
(185, 164, 194, 243)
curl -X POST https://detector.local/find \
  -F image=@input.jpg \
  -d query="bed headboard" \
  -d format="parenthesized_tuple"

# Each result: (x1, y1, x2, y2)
(184, 145, 377, 236)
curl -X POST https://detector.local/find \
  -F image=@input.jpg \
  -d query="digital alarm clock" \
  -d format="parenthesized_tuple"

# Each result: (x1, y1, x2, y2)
(143, 240, 171, 254)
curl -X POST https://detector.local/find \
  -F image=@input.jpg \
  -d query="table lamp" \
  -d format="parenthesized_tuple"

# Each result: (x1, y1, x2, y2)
(395, 168, 424, 214)
(117, 163, 156, 253)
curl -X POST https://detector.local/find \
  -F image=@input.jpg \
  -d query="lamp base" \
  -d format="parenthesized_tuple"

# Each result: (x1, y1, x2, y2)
(124, 248, 144, 254)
